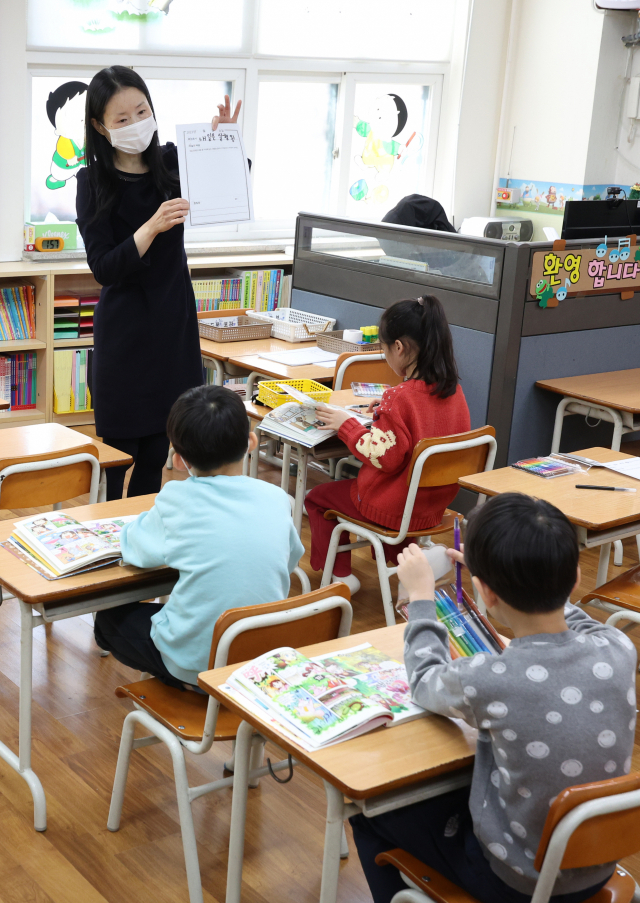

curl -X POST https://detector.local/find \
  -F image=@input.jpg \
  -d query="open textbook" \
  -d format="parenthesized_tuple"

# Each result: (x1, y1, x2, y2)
(3, 511, 136, 579)
(259, 384, 372, 448)
(222, 643, 425, 750)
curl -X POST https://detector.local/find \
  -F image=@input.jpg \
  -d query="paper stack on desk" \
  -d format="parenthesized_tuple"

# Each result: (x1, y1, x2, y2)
(258, 347, 339, 368)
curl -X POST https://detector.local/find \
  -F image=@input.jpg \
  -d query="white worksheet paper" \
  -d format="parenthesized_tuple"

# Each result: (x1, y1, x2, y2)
(175, 122, 253, 226)
(602, 458, 640, 481)
(258, 348, 339, 367)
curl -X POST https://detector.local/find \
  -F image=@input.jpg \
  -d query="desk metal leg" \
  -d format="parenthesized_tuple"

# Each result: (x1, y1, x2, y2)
(596, 543, 612, 588)
(550, 397, 572, 454)
(0, 601, 48, 832)
(226, 719, 253, 903)
(98, 469, 107, 502)
(245, 371, 261, 398)
(281, 443, 292, 492)
(320, 783, 359, 903)
(293, 446, 309, 536)
(250, 426, 261, 479)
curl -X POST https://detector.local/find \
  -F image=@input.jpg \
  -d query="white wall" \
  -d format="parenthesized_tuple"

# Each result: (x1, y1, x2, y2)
(499, 0, 605, 185)
(452, 0, 510, 227)
(585, 8, 635, 186)
(0, 0, 28, 262)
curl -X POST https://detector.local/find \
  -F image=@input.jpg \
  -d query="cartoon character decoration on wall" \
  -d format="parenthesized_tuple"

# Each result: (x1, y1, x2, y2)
(45, 81, 88, 191)
(349, 92, 423, 205)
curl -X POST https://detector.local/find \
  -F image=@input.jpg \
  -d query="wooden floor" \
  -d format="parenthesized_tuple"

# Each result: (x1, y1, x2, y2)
(1, 447, 640, 902)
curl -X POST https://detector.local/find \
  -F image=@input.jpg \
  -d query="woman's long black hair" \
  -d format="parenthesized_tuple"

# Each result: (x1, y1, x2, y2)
(378, 295, 459, 398)
(84, 66, 178, 220)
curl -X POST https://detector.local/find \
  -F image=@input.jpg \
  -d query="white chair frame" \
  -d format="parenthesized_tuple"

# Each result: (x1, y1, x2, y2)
(0, 453, 101, 606)
(332, 352, 388, 479)
(389, 788, 640, 903)
(333, 352, 387, 391)
(321, 433, 497, 626)
(107, 594, 353, 903)
(0, 452, 100, 506)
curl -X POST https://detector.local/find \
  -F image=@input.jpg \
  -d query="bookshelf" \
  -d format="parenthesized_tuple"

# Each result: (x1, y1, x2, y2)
(0, 251, 293, 431)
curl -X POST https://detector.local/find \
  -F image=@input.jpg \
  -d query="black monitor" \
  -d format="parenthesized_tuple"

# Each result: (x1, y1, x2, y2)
(561, 198, 640, 240)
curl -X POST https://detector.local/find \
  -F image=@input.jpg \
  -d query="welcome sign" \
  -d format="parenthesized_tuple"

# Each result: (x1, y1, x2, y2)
(529, 236, 640, 307)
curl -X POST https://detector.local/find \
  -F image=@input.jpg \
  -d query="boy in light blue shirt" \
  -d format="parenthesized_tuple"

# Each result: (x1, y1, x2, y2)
(94, 385, 304, 688)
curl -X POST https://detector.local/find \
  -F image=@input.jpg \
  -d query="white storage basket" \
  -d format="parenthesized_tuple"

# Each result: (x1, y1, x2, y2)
(249, 308, 336, 342)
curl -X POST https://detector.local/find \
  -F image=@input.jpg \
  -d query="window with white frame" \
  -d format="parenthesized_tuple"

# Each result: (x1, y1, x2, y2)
(25, 0, 454, 243)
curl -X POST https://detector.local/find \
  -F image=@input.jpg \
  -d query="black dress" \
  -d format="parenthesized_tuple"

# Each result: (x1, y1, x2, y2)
(75, 143, 203, 439)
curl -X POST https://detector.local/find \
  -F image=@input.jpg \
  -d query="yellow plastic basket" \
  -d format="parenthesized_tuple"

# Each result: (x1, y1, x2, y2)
(257, 379, 332, 409)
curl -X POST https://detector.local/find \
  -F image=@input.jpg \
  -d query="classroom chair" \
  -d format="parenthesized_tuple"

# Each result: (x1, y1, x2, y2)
(375, 771, 640, 903)
(580, 565, 640, 622)
(332, 350, 401, 391)
(0, 447, 101, 606)
(320, 351, 401, 480)
(321, 426, 497, 626)
(107, 583, 353, 903)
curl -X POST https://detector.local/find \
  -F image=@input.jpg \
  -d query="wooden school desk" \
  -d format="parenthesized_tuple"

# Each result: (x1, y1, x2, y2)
(245, 389, 361, 534)
(0, 423, 133, 503)
(227, 347, 336, 395)
(459, 446, 640, 587)
(198, 624, 477, 903)
(536, 369, 640, 454)
(199, 336, 325, 386)
(0, 495, 177, 832)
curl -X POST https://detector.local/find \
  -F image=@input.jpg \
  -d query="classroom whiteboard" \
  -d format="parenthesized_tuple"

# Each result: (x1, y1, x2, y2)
(176, 122, 253, 227)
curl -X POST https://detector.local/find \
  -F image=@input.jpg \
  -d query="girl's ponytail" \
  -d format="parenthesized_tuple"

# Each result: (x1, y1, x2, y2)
(378, 295, 459, 398)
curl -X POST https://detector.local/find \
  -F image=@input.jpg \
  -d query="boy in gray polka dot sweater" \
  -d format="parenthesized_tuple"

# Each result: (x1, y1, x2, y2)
(350, 493, 637, 903)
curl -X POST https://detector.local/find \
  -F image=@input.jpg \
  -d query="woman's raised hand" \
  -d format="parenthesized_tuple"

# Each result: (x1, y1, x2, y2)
(134, 198, 190, 258)
(149, 198, 190, 234)
(212, 95, 242, 131)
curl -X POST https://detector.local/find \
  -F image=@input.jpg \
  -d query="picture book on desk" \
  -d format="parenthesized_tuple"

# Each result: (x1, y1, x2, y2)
(222, 642, 426, 750)
(259, 385, 372, 448)
(1, 511, 137, 580)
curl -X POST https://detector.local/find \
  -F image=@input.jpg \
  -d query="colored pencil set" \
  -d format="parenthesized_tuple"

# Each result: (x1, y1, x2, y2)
(435, 587, 502, 658)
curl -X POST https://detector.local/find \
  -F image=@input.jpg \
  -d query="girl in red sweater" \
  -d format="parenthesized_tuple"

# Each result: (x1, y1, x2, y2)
(306, 295, 470, 594)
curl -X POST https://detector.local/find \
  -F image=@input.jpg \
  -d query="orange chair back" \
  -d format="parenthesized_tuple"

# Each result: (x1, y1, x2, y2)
(0, 446, 99, 508)
(332, 352, 401, 390)
(208, 583, 351, 669)
(534, 772, 640, 871)
(406, 425, 496, 488)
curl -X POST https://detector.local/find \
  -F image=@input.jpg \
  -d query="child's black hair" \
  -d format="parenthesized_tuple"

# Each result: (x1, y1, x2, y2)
(46, 81, 88, 127)
(378, 295, 459, 398)
(166, 385, 249, 473)
(464, 493, 579, 613)
(84, 66, 178, 221)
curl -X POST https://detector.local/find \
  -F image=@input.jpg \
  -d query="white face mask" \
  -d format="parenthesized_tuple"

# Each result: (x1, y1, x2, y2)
(105, 115, 157, 154)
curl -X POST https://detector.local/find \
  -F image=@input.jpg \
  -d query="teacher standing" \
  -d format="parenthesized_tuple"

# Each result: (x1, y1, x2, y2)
(76, 65, 241, 500)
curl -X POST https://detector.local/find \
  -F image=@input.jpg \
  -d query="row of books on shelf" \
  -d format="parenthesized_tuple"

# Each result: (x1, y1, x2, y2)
(54, 294, 98, 341)
(0, 353, 38, 410)
(53, 348, 93, 413)
(193, 269, 291, 312)
(0, 284, 36, 341)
